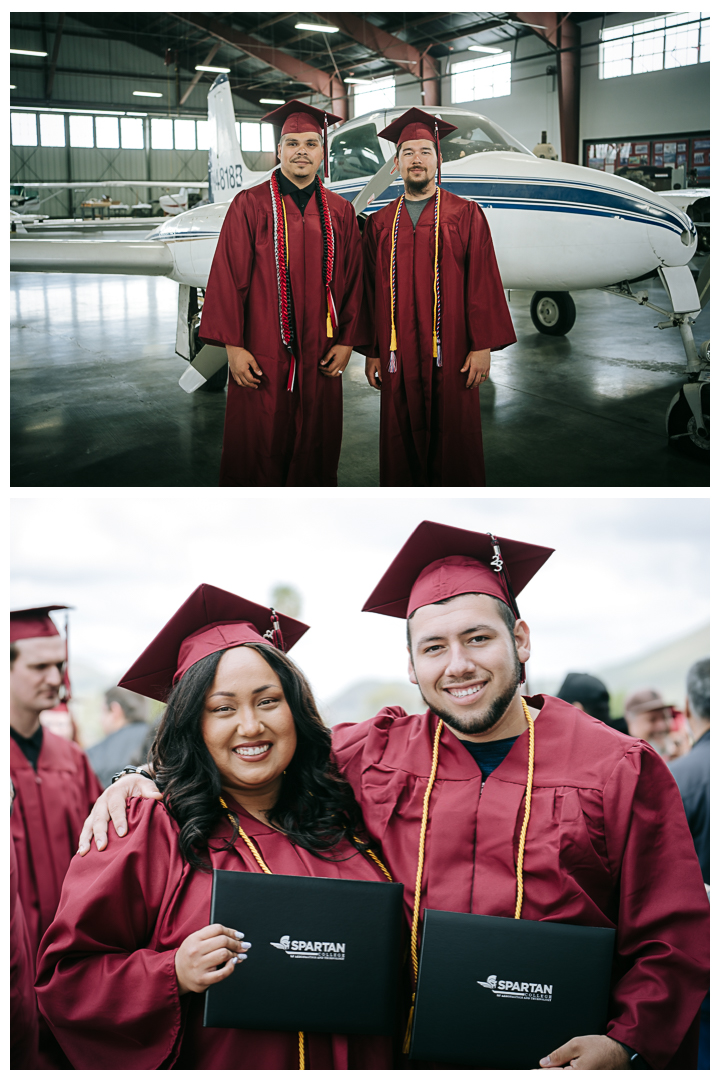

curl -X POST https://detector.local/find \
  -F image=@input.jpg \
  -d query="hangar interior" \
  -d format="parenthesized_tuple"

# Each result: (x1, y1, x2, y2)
(10, 12, 710, 487)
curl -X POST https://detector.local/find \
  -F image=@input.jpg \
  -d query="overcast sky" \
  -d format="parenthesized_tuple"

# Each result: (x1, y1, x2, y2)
(10, 495, 709, 710)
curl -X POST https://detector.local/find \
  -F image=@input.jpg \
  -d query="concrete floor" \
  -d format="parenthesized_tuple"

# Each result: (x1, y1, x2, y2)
(11, 267, 709, 488)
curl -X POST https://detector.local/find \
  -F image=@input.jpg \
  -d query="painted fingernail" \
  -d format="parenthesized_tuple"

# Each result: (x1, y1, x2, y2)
(234, 930, 244, 940)
(117, 827, 126, 836)
(241, 941, 252, 949)
(539, 1057, 551, 1066)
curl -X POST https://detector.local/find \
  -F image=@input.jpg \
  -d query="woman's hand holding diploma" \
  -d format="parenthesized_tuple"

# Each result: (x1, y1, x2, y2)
(175, 923, 251, 995)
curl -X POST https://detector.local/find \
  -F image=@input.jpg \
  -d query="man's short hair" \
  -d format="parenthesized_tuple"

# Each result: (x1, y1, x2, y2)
(407, 593, 516, 651)
(686, 657, 710, 721)
(10, 643, 19, 666)
(104, 686, 148, 725)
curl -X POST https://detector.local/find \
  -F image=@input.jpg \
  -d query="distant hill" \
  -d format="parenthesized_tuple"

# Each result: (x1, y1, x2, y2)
(529, 624, 708, 717)
(596, 623, 709, 712)
(321, 680, 425, 728)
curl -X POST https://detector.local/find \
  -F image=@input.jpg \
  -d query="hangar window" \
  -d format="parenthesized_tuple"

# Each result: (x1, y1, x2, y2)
(451, 53, 511, 103)
(600, 12, 710, 79)
(151, 118, 174, 150)
(353, 76, 395, 115)
(174, 119, 196, 151)
(11, 112, 38, 146)
(239, 122, 275, 152)
(196, 120, 211, 151)
(70, 114, 94, 148)
(120, 117, 144, 150)
(39, 113, 66, 147)
(95, 116, 119, 149)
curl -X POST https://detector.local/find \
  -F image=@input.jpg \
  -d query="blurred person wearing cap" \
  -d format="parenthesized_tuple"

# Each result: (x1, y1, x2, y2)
(360, 109, 516, 486)
(80, 525, 709, 1069)
(10, 606, 103, 1067)
(556, 672, 629, 735)
(623, 688, 674, 756)
(86, 686, 152, 789)
(199, 100, 364, 487)
(36, 587, 394, 1070)
(669, 658, 710, 1070)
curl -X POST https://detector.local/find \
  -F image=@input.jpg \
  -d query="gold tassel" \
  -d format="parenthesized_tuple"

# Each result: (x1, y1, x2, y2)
(326, 307, 333, 337)
(390, 326, 397, 352)
(432, 331, 438, 359)
(402, 1000, 415, 1055)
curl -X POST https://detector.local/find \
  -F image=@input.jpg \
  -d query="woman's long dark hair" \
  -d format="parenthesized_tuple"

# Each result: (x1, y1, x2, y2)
(148, 643, 368, 870)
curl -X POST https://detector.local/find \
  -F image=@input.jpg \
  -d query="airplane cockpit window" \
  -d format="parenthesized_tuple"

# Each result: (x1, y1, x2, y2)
(438, 114, 532, 160)
(328, 123, 386, 181)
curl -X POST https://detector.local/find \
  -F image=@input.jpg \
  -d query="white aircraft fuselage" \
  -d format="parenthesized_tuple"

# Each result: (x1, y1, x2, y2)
(145, 147, 696, 292)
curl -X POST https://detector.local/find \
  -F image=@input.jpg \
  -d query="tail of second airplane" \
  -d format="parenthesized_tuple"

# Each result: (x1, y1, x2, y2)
(206, 74, 245, 203)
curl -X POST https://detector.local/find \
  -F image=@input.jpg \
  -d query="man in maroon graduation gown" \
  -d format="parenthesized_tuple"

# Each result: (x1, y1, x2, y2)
(10, 606, 103, 1067)
(361, 109, 516, 486)
(200, 100, 364, 487)
(81, 523, 709, 1068)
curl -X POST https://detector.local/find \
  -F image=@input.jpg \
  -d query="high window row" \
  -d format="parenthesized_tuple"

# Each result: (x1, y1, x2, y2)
(10, 113, 276, 153)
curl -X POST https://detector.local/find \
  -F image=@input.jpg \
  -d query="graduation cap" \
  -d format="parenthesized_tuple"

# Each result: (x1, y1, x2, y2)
(10, 604, 70, 641)
(378, 108, 458, 184)
(119, 584, 310, 703)
(362, 521, 554, 621)
(10, 605, 73, 702)
(261, 98, 344, 178)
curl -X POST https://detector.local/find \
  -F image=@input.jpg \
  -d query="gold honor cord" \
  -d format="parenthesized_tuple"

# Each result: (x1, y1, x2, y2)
(402, 699, 536, 1055)
(218, 799, 394, 1068)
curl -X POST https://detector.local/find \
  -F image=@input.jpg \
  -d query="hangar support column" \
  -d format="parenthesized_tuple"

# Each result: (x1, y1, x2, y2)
(512, 13, 580, 164)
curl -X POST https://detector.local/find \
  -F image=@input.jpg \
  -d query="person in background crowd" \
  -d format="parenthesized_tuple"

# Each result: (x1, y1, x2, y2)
(670, 657, 710, 1069)
(663, 706, 691, 762)
(87, 686, 151, 789)
(555, 672, 628, 734)
(10, 605, 103, 1067)
(623, 687, 674, 755)
(10, 780, 38, 1069)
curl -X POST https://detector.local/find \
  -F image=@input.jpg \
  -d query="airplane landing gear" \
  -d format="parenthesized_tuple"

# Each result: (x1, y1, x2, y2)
(667, 351, 710, 461)
(530, 291, 576, 336)
(176, 283, 228, 392)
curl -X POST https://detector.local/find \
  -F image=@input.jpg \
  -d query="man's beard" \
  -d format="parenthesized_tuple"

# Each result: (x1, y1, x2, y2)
(406, 172, 433, 195)
(416, 647, 523, 737)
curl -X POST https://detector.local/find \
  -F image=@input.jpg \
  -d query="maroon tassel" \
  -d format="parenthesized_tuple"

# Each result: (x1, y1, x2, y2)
(270, 608, 285, 652)
(324, 115, 329, 179)
(435, 120, 441, 185)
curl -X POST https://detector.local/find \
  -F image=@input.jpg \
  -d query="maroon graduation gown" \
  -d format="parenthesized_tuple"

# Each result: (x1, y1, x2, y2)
(36, 797, 394, 1070)
(331, 695, 709, 1069)
(10, 730, 103, 960)
(200, 180, 363, 487)
(361, 190, 516, 486)
(11, 836, 39, 1069)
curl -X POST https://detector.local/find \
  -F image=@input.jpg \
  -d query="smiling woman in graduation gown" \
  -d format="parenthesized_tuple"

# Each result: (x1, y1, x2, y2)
(36, 797, 391, 1069)
(35, 587, 393, 1071)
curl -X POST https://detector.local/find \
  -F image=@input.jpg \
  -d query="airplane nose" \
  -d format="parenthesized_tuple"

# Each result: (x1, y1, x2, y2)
(647, 213, 697, 267)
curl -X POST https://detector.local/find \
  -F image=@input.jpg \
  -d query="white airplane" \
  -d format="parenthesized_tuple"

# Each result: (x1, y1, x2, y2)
(11, 75, 708, 454)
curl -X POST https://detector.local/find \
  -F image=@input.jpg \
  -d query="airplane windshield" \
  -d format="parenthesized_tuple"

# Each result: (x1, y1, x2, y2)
(438, 114, 532, 159)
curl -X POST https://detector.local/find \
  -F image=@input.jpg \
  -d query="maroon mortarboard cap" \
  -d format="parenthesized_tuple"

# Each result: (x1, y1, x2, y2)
(119, 584, 310, 702)
(10, 605, 70, 642)
(362, 521, 554, 620)
(262, 99, 344, 176)
(378, 109, 457, 184)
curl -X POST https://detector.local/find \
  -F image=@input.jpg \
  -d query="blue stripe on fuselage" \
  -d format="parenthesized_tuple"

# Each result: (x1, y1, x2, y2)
(335, 175, 691, 236)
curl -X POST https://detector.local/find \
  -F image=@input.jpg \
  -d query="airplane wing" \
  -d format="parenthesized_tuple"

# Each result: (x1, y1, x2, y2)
(20, 180, 209, 190)
(10, 238, 173, 275)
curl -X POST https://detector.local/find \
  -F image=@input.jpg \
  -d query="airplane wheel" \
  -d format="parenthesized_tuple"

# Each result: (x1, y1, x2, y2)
(198, 362, 228, 392)
(666, 383, 709, 461)
(530, 291, 576, 336)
